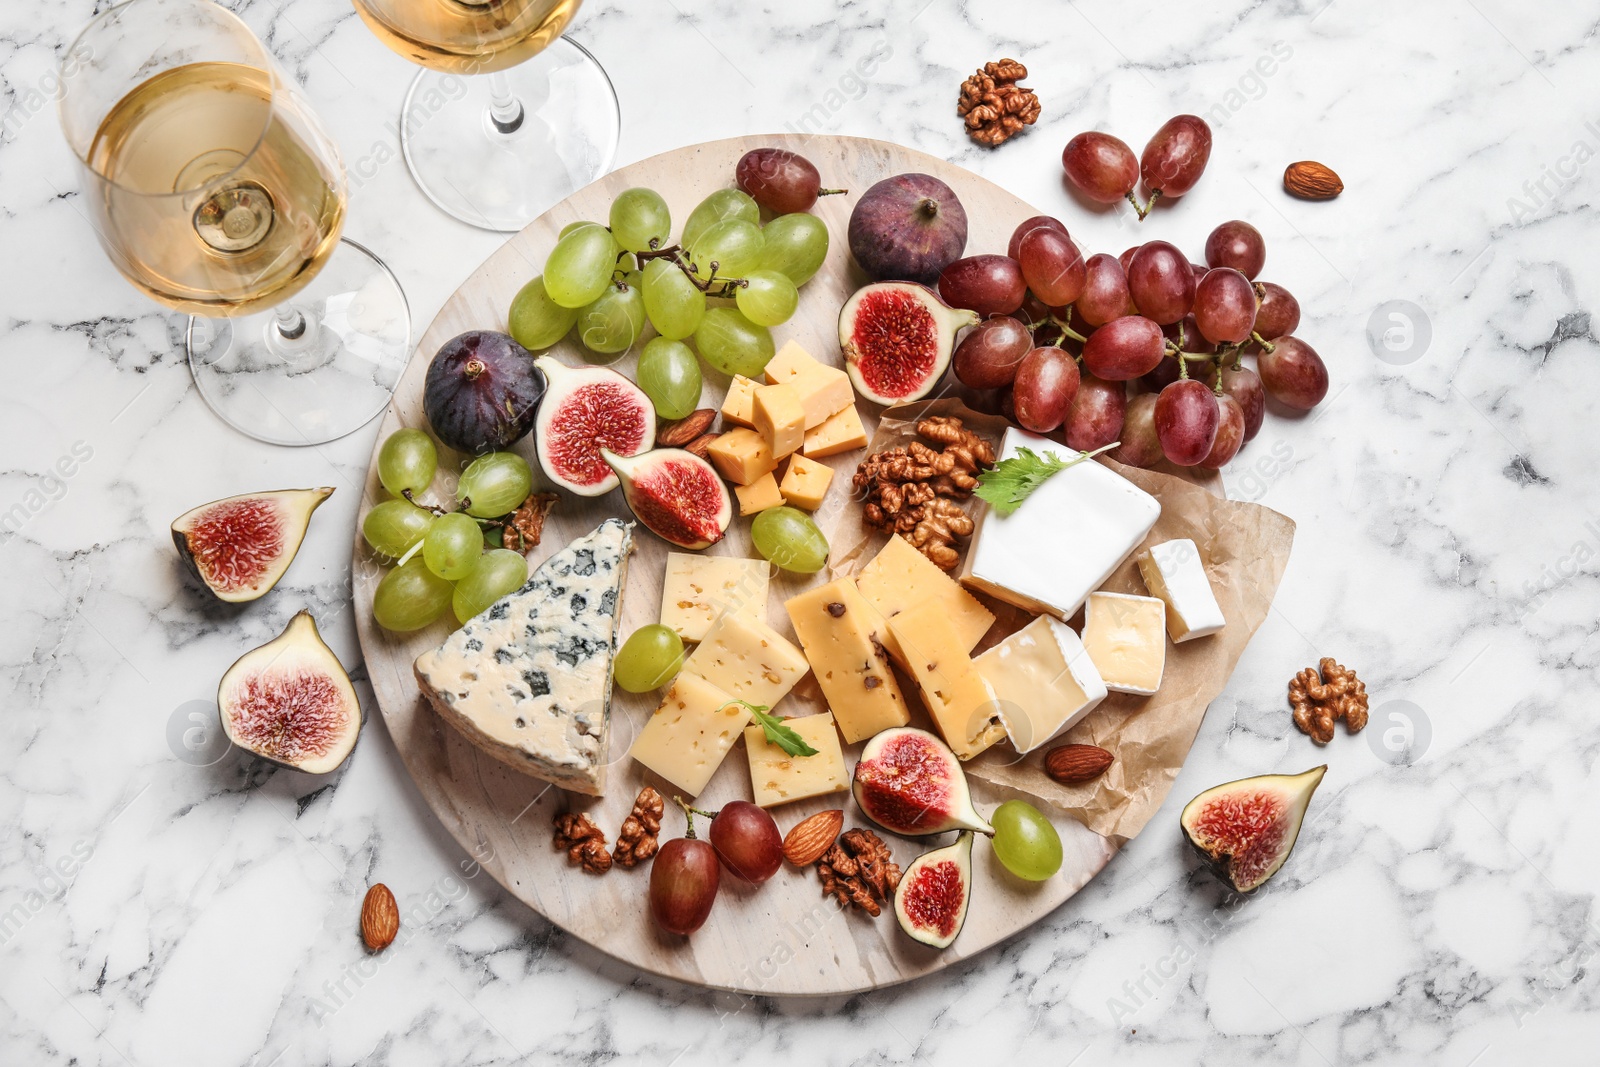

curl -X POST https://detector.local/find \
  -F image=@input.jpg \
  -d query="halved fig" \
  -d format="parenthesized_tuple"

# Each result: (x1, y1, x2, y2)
(838, 282, 979, 405)
(853, 727, 993, 837)
(603, 447, 732, 550)
(534, 357, 656, 496)
(1180, 765, 1326, 892)
(894, 831, 974, 948)
(218, 611, 361, 774)
(172, 487, 333, 603)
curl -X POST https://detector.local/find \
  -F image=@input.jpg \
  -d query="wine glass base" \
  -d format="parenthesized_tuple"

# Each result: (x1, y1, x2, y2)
(187, 238, 412, 446)
(400, 36, 621, 232)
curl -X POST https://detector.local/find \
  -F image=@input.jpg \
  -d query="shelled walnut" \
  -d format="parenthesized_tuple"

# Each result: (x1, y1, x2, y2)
(501, 492, 557, 553)
(613, 786, 664, 869)
(1289, 658, 1369, 744)
(552, 811, 612, 874)
(816, 828, 901, 916)
(853, 415, 994, 571)
(957, 59, 1040, 147)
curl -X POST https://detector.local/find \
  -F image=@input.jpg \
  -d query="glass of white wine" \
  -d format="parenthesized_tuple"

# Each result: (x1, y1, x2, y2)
(352, 0, 619, 232)
(59, 0, 411, 447)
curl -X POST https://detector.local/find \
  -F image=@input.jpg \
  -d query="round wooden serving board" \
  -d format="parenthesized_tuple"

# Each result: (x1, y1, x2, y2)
(354, 135, 1134, 995)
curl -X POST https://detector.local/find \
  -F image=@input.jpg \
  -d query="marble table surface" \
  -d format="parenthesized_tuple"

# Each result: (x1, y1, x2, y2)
(4, 0, 1598, 1063)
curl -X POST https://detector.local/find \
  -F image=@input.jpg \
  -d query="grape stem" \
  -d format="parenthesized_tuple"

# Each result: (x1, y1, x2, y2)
(631, 244, 749, 297)
(395, 538, 425, 568)
(817, 188, 848, 198)
(1045, 311, 1088, 344)
(1127, 188, 1161, 221)
(1249, 330, 1276, 353)
(673, 795, 700, 839)
(401, 489, 449, 517)
(400, 488, 505, 527)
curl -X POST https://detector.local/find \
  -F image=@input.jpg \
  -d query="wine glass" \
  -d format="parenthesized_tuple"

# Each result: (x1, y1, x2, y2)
(351, 0, 620, 232)
(59, 0, 411, 447)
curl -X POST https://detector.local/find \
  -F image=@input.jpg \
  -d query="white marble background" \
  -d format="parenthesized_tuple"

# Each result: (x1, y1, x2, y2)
(2, 0, 1597, 1062)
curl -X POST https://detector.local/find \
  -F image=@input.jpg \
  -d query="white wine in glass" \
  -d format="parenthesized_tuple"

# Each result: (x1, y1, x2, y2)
(352, 0, 620, 232)
(60, 0, 412, 446)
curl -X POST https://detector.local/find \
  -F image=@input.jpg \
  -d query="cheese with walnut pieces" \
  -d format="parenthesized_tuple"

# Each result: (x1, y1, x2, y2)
(413, 519, 632, 796)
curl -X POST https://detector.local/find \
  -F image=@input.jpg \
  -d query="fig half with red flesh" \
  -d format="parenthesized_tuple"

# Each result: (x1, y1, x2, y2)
(218, 611, 361, 774)
(602, 447, 732, 550)
(534, 357, 656, 496)
(894, 831, 974, 948)
(1180, 765, 1326, 892)
(838, 282, 979, 405)
(853, 727, 993, 837)
(172, 487, 332, 603)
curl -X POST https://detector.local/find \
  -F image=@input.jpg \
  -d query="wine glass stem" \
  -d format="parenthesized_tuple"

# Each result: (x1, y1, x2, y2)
(273, 305, 307, 341)
(486, 70, 524, 135)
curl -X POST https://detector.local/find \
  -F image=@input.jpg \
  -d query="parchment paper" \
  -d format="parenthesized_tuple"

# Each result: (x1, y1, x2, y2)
(833, 398, 1296, 847)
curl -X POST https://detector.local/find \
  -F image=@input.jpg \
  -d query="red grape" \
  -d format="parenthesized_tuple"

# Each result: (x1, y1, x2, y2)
(1078, 253, 1133, 327)
(999, 386, 1016, 422)
(1205, 221, 1266, 279)
(1251, 281, 1300, 343)
(1110, 393, 1163, 468)
(1219, 362, 1266, 441)
(1014, 347, 1080, 432)
(1082, 315, 1166, 380)
(1018, 228, 1086, 307)
(708, 801, 782, 884)
(1140, 115, 1212, 201)
(1257, 336, 1329, 409)
(735, 148, 840, 214)
(955, 317, 1033, 389)
(1064, 372, 1126, 451)
(1062, 132, 1139, 204)
(1007, 215, 1068, 261)
(1127, 241, 1195, 325)
(650, 837, 720, 935)
(1193, 267, 1258, 345)
(1155, 379, 1220, 465)
(939, 254, 1026, 317)
(1190, 261, 1208, 280)
(1118, 246, 1140, 273)
(1198, 393, 1245, 469)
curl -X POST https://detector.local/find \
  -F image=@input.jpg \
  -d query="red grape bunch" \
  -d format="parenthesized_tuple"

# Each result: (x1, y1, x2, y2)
(1062, 114, 1214, 220)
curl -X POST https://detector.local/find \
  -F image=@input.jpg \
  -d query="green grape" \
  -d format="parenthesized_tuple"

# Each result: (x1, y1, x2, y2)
(576, 282, 646, 357)
(750, 506, 828, 573)
(990, 800, 1063, 881)
(458, 452, 532, 517)
(422, 512, 484, 581)
(735, 270, 799, 327)
(682, 188, 759, 250)
(362, 499, 435, 558)
(688, 218, 764, 280)
(373, 557, 454, 632)
(452, 548, 529, 623)
(613, 623, 686, 693)
(508, 275, 579, 351)
(377, 427, 438, 497)
(544, 223, 621, 309)
(757, 213, 830, 286)
(636, 337, 702, 420)
(641, 258, 706, 340)
(609, 187, 671, 253)
(559, 220, 596, 238)
(695, 307, 775, 377)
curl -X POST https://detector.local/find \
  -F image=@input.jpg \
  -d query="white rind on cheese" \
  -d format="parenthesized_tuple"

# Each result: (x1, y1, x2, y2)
(975, 615, 1108, 753)
(413, 519, 632, 797)
(1138, 538, 1225, 642)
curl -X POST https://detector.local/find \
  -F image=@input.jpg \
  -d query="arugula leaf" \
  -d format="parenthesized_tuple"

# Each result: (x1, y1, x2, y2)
(974, 443, 1119, 517)
(726, 700, 818, 758)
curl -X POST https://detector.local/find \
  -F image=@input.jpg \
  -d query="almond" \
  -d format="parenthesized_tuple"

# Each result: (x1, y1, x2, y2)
(1044, 744, 1114, 785)
(1283, 160, 1343, 200)
(657, 408, 716, 448)
(684, 433, 720, 460)
(783, 808, 844, 866)
(360, 883, 399, 951)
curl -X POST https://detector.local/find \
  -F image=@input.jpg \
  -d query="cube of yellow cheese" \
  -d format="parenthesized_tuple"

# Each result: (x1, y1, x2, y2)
(801, 403, 868, 459)
(707, 428, 777, 486)
(887, 599, 1006, 760)
(784, 579, 910, 744)
(743, 713, 849, 808)
(753, 383, 805, 459)
(721, 375, 759, 428)
(855, 534, 994, 668)
(763, 339, 823, 383)
(778, 454, 833, 511)
(682, 611, 809, 708)
(1081, 591, 1166, 696)
(659, 553, 769, 642)
(734, 472, 784, 515)
(629, 672, 751, 796)
(764, 343, 854, 430)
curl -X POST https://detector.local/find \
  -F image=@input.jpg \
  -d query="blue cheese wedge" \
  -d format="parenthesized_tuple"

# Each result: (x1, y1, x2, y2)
(413, 519, 632, 796)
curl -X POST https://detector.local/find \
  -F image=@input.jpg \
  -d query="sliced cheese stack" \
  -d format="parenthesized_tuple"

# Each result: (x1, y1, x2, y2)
(658, 553, 768, 642)
(888, 599, 1007, 760)
(855, 533, 993, 670)
(784, 578, 910, 744)
(744, 712, 849, 808)
(974, 614, 1107, 753)
(1137, 538, 1225, 642)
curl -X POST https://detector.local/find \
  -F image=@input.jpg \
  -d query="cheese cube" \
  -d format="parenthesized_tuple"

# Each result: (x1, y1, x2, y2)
(743, 712, 849, 808)
(707, 428, 777, 486)
(721, 375, 758, 428)
(682, 611, 809, 708)
(855, 534, 994, 668)
(778, 453, 833, 510)
(960, 427, 1160, 618)
(659, 553, 769, 642)
(1137, 539, 1225, 642)
(974, 615, 1107, 753)
(734, 472, 784, 515)
(801, 403, 868, 459)
(1081, 592, 1166, 695)
(764, 345, 854, 429)
(629, 672, 750, 796)
(887, 599, 1006, 760)
(784, 579, 910, 743)
(753, 383, 806, 459)
(763, 339, 824, 383)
